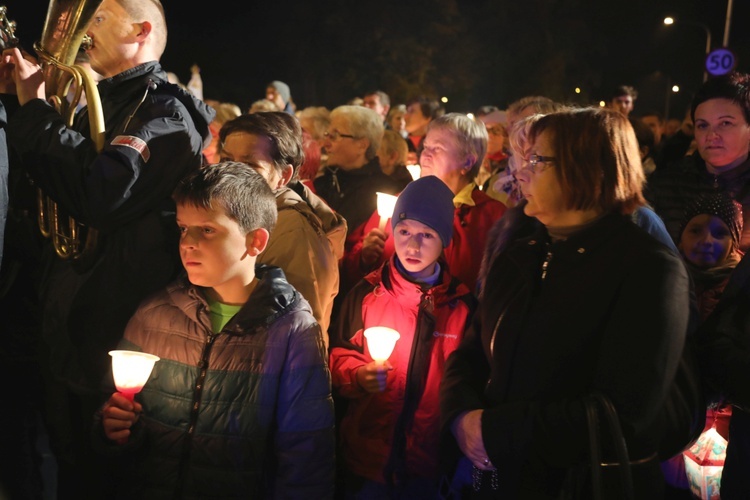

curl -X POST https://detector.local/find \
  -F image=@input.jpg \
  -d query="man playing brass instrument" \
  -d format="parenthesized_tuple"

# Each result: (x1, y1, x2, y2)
(0, 0, 213, 495)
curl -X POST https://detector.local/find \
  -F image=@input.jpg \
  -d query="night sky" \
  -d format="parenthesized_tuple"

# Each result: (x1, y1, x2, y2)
(5, 0, 749, 119)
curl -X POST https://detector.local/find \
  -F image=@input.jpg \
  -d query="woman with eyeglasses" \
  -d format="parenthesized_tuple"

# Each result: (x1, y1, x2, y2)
(314, 105, 401, 235)
(440, 107, 690, 499)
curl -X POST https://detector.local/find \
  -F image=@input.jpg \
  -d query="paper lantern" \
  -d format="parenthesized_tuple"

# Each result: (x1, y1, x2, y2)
(684, 426, 727, 500)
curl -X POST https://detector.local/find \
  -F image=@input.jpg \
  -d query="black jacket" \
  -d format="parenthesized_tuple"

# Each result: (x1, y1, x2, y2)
(0, 99, 7, 271)
(314, 158, 400, 235)
(7, 61, 214, 392)
(441, 212, 690, 499)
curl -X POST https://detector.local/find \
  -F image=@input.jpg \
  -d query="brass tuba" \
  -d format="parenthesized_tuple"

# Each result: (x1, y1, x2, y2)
(33, 0, 106, 261)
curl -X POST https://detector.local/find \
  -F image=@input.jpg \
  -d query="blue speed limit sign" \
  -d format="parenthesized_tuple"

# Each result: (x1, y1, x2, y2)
(706, 48, 737, 76)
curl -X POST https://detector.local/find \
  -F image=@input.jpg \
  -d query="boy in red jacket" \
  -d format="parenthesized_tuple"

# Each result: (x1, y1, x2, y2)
(330, 175, 476, 498)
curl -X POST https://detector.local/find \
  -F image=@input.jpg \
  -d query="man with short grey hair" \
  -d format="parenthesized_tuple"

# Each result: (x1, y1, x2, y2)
(363, 90, 391, 124)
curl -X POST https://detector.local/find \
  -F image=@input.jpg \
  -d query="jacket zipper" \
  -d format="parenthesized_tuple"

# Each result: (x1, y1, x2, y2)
(122, 79, 157, 132)
(541, 247, 553, 280)
(489, 244, 551, 388)
(175, 331, 217, 497)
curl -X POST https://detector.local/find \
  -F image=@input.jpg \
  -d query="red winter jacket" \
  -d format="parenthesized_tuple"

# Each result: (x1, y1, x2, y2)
(330, 257, 475, 483)
(342, 187, 506, 294)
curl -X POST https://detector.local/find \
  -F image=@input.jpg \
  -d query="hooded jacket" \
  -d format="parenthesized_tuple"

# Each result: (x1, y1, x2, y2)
(330, 257, 475, 484)
(259, 181, 346, 344)
(7, 61, 214, 392)
(96, 266, 335, 499)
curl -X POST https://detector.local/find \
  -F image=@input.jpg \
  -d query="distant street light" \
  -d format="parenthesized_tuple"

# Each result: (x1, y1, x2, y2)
(663, 16, 712, 81)
(441, 96, 448, 103)
(575, 87, 581, 94)
(665, 78, 681, 119)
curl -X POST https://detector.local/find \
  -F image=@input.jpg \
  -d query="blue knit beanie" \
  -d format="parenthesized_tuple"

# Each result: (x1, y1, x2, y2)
(391, 175, 455, 247)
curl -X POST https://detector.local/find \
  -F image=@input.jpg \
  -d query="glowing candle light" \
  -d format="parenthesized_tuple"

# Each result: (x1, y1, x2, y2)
(376, 192, 398, 231)
(363, 327, 400, 364)
(406, 164, 421, 181)
(109, 350, 160, 403)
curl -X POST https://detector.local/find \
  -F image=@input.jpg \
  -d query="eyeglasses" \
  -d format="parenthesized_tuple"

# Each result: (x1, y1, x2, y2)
(518, 154, 556, 175)
(324, 130, 356, 141)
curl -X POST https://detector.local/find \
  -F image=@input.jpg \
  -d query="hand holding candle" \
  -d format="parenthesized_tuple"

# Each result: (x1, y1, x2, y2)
(357, 327, 399, 393)
(102, 392, 143, 444)
(376, 192, 398, 232)
(107, 350, 159, 444)
(361, 228, 387, 267)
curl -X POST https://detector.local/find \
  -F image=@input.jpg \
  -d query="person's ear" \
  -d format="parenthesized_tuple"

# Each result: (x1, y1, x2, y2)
(356, 139, 368, 156)
(462, 155, 476, 175)
(135, 21, 152, 41)
(277, 165, 294, 189)
(245, 228, 270, 256)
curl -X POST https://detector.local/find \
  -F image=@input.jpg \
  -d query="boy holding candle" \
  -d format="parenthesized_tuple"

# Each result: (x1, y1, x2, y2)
(329, 175, 476, 498)
(95, 163, 335, 498)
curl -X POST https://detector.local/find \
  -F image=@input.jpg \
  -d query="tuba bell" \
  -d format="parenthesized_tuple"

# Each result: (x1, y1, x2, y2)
(5, 1, 106, 261)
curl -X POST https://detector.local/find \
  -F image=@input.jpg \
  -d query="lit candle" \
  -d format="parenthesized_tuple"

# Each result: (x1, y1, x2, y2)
(376, 192, 398, 232)
(109, 350, 160, 403)
(363, 327, 400, 365)
(406, 164, 421, 181)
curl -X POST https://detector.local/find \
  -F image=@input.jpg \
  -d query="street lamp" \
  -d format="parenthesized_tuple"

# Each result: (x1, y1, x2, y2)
(665, 80, 680, 121)
(663, 16, 712, 81)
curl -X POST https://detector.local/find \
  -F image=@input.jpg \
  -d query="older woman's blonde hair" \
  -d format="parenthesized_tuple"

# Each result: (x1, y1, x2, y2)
(507, 113, 544, 174)
(298, 106, 331, 142)
(426, 113, 488, 179)
(528, 107, 646, 215)
(249, 99, 280, 114)
(331, 105, 384, 160)
(379, 129, 408, 165)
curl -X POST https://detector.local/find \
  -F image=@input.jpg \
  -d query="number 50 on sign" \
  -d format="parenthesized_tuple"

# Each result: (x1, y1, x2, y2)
(706, 48, 737, 77)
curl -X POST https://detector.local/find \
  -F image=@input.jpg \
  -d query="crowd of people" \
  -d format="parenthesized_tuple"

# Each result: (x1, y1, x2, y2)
(1, 0, 750, 499)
